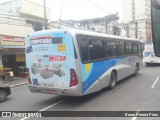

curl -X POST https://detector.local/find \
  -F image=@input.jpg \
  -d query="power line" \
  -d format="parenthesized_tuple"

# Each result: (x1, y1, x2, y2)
(85, 0, 126, 27)
(86, 0, 111, 14)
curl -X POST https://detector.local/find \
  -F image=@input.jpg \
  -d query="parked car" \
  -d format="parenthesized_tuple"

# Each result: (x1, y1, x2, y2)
(0, 83, 11, 102)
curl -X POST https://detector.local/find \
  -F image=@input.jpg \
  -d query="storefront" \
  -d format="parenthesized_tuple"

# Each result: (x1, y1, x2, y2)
(0, 35, 28, 77)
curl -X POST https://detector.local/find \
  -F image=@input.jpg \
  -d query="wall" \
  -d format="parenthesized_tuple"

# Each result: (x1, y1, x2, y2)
(122, 0, 133, 23)
(135, 0, 146, 20)
(20, 0, 51, 20)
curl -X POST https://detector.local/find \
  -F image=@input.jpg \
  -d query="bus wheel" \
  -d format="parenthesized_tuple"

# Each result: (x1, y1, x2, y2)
(109, 71, 117, 90)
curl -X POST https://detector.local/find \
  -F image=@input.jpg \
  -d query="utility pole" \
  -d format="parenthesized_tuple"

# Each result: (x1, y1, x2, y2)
(43, 0, 48, 30)
(135, 21, 138, 38)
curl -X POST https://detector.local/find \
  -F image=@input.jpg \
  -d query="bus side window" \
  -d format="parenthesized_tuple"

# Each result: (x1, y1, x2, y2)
(89, 39, 105, 60)
(111, 41, 117, 57)
(139, 43, 143, 57)
(77, 37, 90, 63)
(105, 41, 111, 58)
(132, 43, 139, 56)
(125, 42, 133, 55)
(105, 40, 117, 58)
(120, 41, 125, 56)
(117, 41, 120, 56)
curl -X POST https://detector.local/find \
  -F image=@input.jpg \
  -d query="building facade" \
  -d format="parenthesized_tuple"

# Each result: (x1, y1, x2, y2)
(122, 0, 151, 23)
(0, 0, 51, 76)
(125, 19, 152, 43)
(121, 0, 151, 43)
(49, 15, 121, 36)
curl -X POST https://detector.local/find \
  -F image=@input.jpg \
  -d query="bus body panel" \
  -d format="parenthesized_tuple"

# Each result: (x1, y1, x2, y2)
(28, 83, 82, 96)
(26, 30, 82, 96)
(25, 29, 143, 96)
(82, 56, 142, 95)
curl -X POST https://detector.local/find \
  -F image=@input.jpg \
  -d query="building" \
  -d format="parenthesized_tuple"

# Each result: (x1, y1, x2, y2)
(49, 14, 121, 36)
(121, 0, 151, 42)
(122, 0, 151, 23)
(125, 19, 152, 43)
(0, 0, 51, 76)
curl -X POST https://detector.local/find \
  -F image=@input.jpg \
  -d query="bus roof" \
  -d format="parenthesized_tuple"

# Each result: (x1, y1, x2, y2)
(28, 28, 141, 42)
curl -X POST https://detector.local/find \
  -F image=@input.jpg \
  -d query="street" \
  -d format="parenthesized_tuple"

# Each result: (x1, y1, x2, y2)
(1, 65, 160, 120)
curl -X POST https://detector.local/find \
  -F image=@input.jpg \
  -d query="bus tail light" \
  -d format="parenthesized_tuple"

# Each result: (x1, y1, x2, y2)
(70, 69, 78, 87)
(28, 76, 32, 84)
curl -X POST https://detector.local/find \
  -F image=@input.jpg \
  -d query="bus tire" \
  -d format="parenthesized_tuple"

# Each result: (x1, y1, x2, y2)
(109, 71, 117, 90)
(134, 63, 139, 76)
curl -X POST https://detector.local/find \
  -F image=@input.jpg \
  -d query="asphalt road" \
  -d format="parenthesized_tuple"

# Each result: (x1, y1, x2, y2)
(1, 65, 160, 120)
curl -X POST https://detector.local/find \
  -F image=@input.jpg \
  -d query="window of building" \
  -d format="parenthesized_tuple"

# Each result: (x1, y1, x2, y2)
(126, 26, 129, 30)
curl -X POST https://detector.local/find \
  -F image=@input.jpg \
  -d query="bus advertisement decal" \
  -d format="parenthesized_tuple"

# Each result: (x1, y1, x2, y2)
(30, 36, 52, 45)
(31, 63, 66, 79)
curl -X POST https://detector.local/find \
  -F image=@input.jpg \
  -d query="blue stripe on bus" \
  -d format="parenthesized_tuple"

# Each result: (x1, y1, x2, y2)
(82, 57, 126, 94)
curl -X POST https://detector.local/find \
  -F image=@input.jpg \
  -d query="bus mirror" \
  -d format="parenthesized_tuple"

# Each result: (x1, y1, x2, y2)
(156, 0, 160, 6)
(152, 0, 160, 8)
(151, 0, 160, 57)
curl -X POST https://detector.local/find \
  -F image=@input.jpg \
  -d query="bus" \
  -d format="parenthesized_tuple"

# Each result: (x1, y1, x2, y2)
(25, 29, 144, 96)
(143, 43, 160, 66)
(151, 0, 160, 57)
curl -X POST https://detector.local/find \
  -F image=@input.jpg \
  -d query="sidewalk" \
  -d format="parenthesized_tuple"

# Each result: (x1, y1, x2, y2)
(0, 77, 28, 87)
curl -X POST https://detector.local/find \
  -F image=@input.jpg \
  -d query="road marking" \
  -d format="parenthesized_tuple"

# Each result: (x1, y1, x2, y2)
(11, 82, 28, 88)
(20, 100, 64, 120)
(151, 76, 159, 88)
(131, 110, 140, 120)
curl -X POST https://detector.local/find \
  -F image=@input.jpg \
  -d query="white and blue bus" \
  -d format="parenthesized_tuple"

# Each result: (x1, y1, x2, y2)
(25, 29, 144, 96)
(143, 43, 160, 66)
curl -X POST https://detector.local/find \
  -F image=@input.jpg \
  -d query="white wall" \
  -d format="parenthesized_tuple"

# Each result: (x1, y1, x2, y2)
(122, 0, 132, 23)
(0, 23, 34, 37)
(20, 0, 51, 20)
(135, 0, 146, 20)
(122, 0, 150, 23)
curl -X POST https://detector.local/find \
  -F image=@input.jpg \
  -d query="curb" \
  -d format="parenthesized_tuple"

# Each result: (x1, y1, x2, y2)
(10, 82, 28, 88)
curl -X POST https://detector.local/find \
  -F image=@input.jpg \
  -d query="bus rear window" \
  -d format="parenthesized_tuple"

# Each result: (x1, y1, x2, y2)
(52, 37, 63, 44)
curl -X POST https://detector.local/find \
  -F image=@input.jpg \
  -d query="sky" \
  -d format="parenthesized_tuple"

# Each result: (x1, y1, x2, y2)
(0, 0, 122, 21)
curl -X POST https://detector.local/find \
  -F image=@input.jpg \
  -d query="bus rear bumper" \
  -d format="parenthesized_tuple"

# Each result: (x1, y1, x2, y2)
(28, 83, 82, 96)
